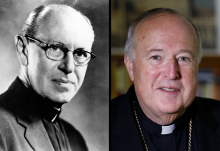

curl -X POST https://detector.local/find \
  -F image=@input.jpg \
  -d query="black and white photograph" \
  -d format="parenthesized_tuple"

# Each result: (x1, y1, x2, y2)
(0, 0, 109, 151)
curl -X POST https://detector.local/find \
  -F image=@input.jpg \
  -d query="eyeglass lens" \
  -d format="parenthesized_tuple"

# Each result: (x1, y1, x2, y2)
(47, 45, 92, 65)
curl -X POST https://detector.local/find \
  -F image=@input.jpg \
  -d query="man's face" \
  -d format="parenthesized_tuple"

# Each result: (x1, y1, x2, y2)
(125, 14, 199, 122)
(26, 12, 94, 104)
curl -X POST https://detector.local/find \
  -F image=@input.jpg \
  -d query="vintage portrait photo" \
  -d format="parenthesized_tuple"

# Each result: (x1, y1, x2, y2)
(0, 0, 109, 150)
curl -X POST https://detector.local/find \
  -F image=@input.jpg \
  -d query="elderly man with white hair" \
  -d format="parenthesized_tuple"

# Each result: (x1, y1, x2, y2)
(111, 8, 220, 151)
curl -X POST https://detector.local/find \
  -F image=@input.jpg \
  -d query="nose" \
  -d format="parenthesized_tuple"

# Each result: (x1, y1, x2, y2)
(58, 52, 75, 74)
(163, 58, 180, 80)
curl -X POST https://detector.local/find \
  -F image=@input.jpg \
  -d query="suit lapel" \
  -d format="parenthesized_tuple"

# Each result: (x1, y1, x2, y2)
(8, 78, 54, 151)
(17, 116, 55, 151)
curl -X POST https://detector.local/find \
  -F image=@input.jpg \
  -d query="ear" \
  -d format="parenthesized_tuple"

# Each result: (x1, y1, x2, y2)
(15, 35, 28, 66)
(124, 53, 134, 81)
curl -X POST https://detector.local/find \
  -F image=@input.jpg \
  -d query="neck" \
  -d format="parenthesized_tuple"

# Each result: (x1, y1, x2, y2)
(138, 100, 186, 125)
(18, 68, 31, 88)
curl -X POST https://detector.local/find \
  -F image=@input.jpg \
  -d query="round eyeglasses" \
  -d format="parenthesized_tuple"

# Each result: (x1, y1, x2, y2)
(23, 35, 96, 66)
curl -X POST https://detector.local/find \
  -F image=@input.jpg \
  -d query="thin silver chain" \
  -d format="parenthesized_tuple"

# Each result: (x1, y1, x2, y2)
(133, 100, 192, 151)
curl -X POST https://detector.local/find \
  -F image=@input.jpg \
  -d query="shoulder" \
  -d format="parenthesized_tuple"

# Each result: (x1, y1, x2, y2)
(0, 84, 17, 121)
(111, 85, 136, 131)
(0, 78, 21, 112)
(111, 84, 135, 111)
(0, 90, 15, 123)
(111, 94, 127, 111)
(60, 119, 88, 151)
(194, 97, 220, 120)
(0, 91, 19, 149)
(111, 94, 127, 125)
(194, 97, 220, 109)
(111, 93, 131, 116)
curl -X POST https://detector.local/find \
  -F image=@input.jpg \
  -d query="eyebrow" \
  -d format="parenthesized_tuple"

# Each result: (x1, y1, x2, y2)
(146, 49, 163, 56)
(49, 41, 86, 51)
(75, 48, 85, 51)
(146, 49, 194, 58)
(179, 49, 194, 57)
(50, 41, 66, 47)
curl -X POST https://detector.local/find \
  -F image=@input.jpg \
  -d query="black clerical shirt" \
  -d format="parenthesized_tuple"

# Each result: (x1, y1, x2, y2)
(42, 119, 69, 151)
(112, 84, 220, 151)
(135, 97, 192, 151)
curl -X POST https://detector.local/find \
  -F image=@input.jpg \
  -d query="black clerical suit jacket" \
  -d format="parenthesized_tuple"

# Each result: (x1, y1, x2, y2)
(0, 77, 87, 151)
(111, 85, 220, 151)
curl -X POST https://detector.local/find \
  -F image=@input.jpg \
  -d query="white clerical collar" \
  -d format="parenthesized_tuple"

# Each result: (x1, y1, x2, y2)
(161, 124, 175, 134)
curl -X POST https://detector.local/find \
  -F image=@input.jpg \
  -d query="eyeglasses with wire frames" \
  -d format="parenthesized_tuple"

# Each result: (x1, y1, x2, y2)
(20, 35, 96, 66)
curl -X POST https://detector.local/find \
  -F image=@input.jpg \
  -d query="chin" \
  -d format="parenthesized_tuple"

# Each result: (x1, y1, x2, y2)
(160, 108, 180, 115)
(47, 84, 78, 103)
(158, 102, 183, 114)
(47, 92, 75, 104)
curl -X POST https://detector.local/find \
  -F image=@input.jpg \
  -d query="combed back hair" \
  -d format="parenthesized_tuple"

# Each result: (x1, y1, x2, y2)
(22, 5, 45, 37)
(22, 4, 94, 39)
(125, 8, 202, 63)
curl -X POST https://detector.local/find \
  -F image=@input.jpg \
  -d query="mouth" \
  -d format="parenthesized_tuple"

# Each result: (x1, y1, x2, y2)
(159, 87, 180, 92)
(161, 88, 176, 92)
(52, 79, 73, 85)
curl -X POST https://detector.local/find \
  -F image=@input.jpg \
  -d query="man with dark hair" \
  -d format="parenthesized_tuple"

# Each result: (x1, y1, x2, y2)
(0, 4, 95, 151)
(111, 8, 220, 151)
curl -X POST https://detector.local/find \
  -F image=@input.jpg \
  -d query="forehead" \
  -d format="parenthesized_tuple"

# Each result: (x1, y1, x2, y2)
(135, 13, 195, 34)
(36, 8, 94, 44)
(133, 13, 198, 51)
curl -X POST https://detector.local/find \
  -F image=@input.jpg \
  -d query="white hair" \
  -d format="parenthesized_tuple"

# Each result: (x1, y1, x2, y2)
(124, 8, 202, 63)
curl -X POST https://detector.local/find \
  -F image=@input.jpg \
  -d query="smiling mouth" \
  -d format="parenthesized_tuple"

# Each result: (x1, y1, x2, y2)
(161, 88, 176, 92)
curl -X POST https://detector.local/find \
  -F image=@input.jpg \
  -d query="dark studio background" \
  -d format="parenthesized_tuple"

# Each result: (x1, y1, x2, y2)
(0, 0, 109, 151)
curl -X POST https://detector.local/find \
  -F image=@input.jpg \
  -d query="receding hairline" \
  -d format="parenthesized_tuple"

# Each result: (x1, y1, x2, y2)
(39, 4, 84, 18)
(131, 8, 187, 30)
(131, 11, 200, 60)
(38, 4, 92, 29)
(134, 12, 197, 39)
(22, 4, 94, 38)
